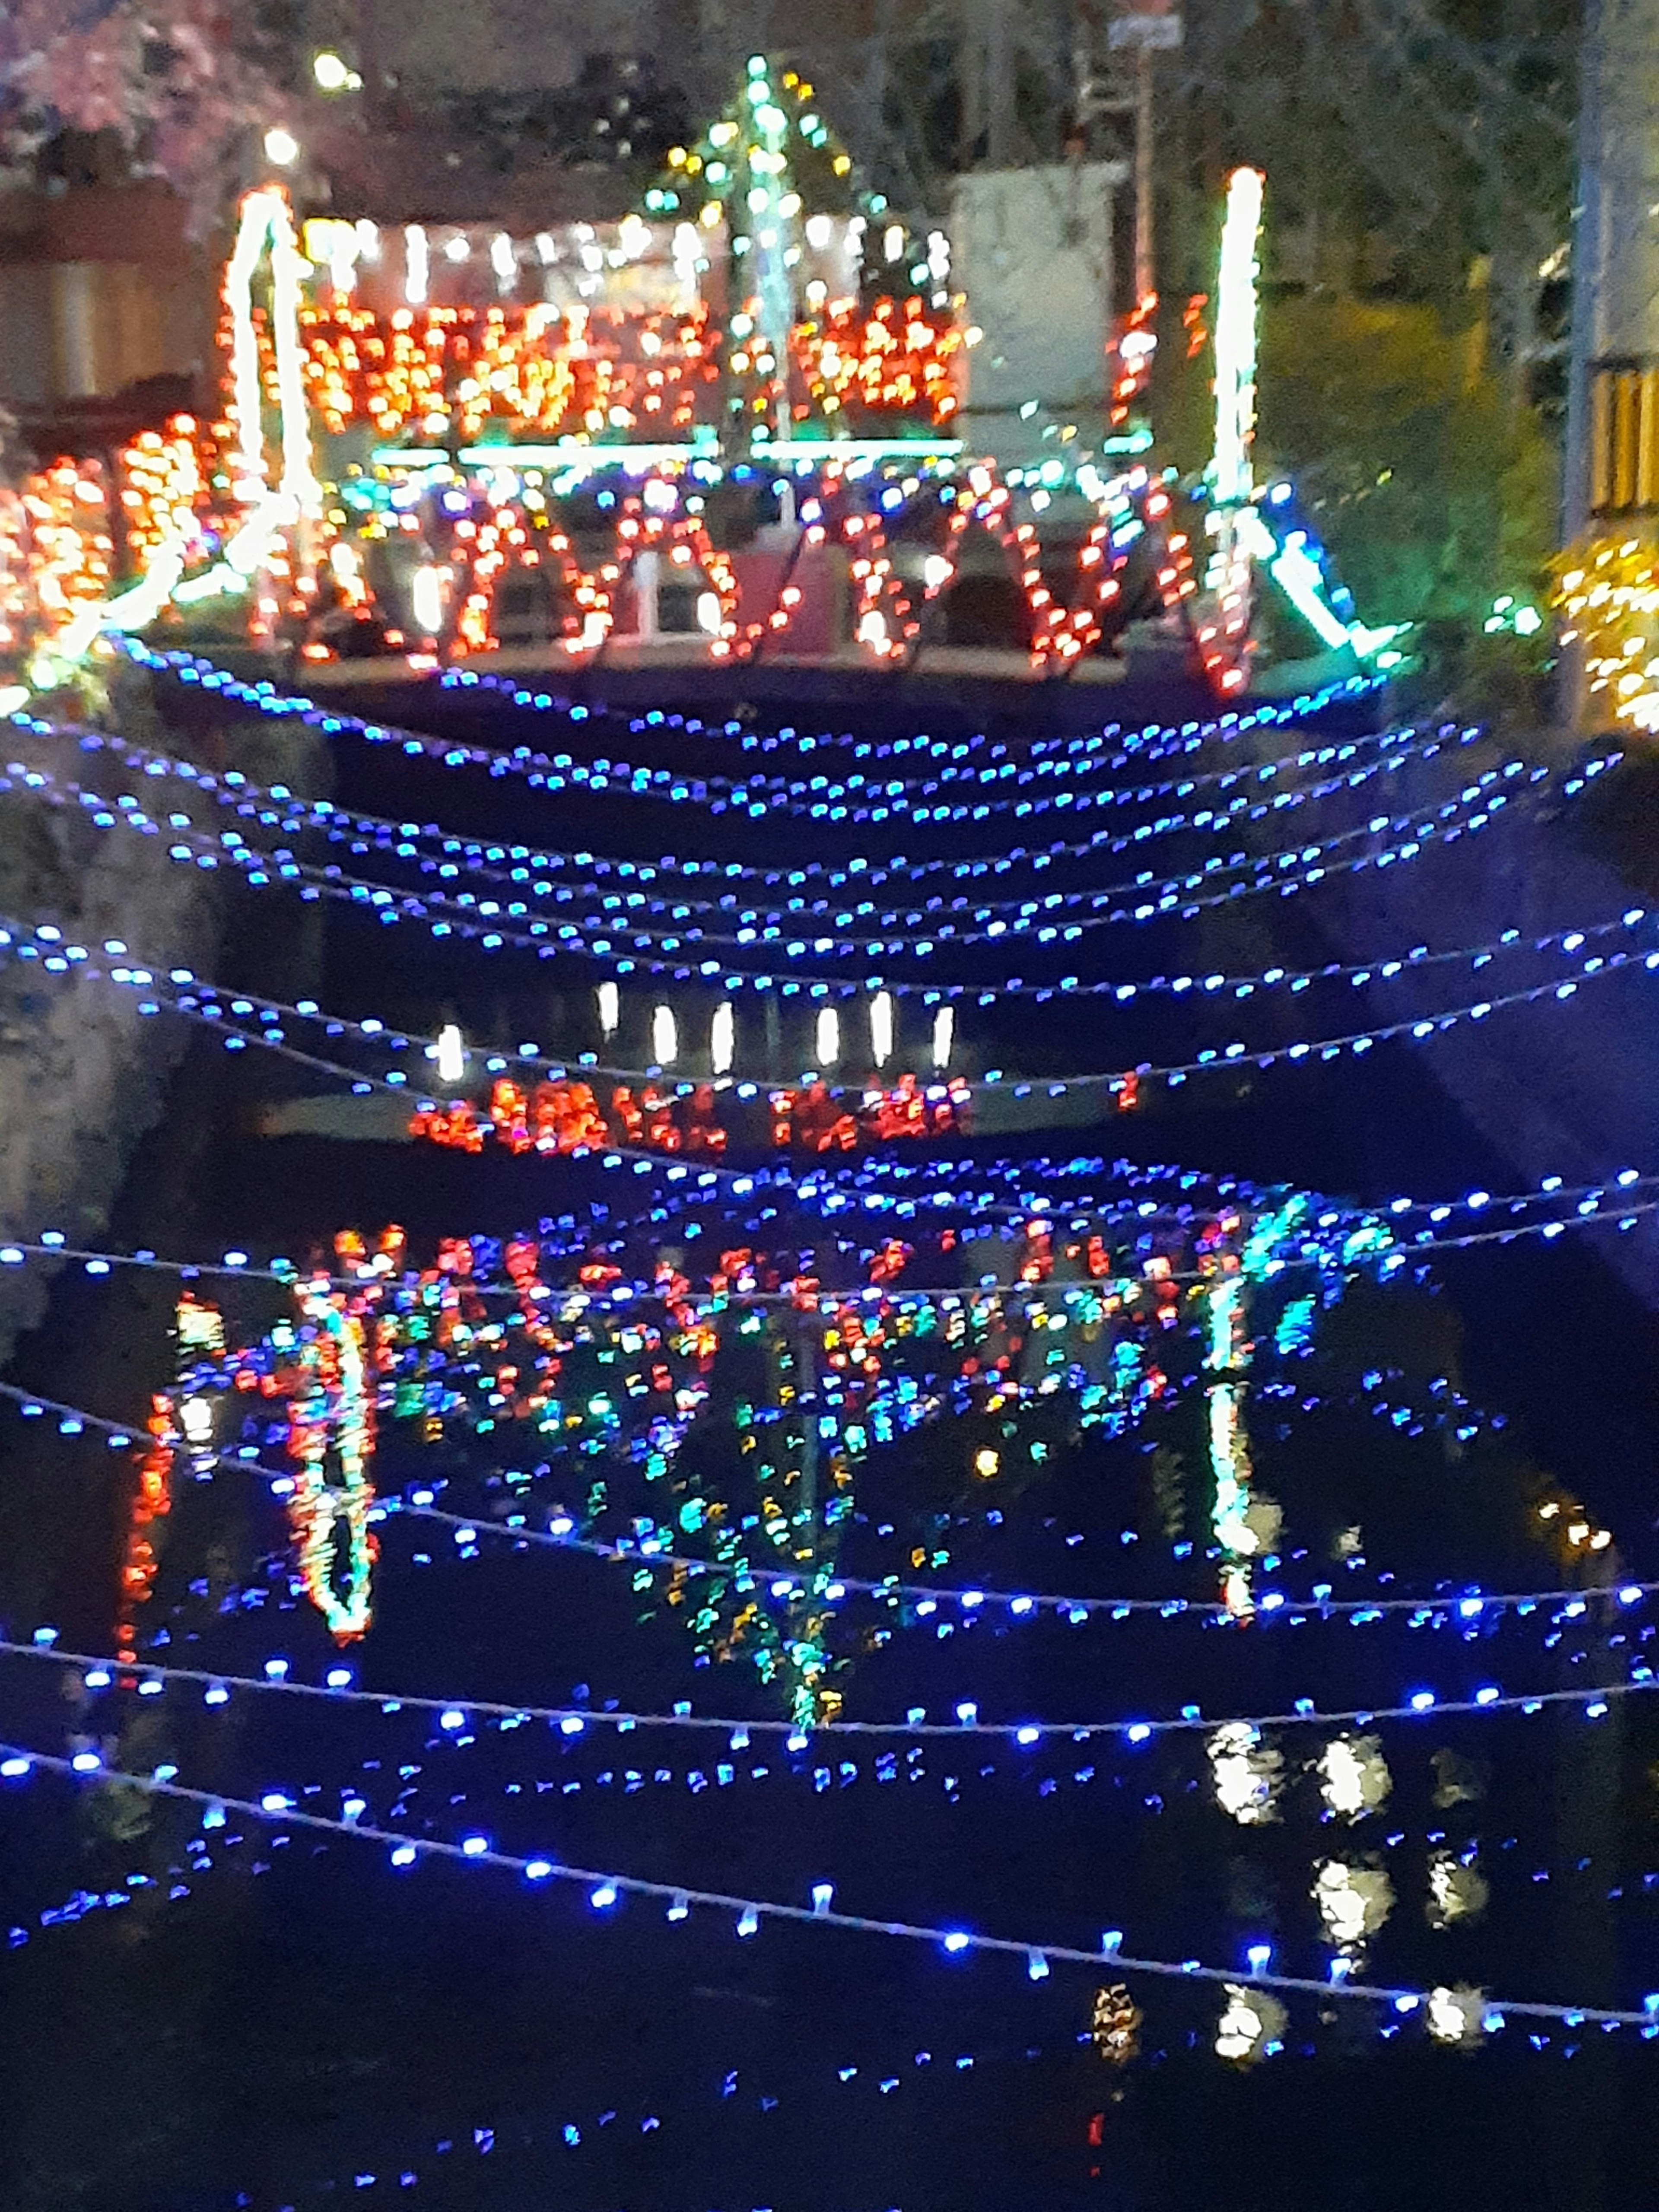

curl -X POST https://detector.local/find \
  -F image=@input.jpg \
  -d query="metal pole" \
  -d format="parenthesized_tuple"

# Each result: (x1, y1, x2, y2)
(1134, 40, 1155, 302)
(1561, 0, 1608, 546)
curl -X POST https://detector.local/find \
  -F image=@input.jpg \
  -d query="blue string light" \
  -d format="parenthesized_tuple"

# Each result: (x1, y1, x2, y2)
(16, 713, 1497, 921)
(5, 1635, 1653, 1740)
(3, 747, 1588, 991)
(0, 1380, 1645, 1638)
(438, 658, 1386, 764)
(4, 1741, 1653, 2031)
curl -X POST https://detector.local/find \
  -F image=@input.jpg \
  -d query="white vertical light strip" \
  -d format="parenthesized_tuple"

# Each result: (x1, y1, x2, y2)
(711, 1001, 735, 1075)
(226, 191, 276, 495)
(596, 980, 620, 1037)
(435, 1023, 465, 1086)
(1212, 167, 1264, 509)
(652, 1004, 678, 1066)
(268, 191, 320, 513)
(814, 1006, 840, 1067)
(405, 224, 430, 306)
(411, 564, 447, 637)
(931, 1005, 954, 1069)
(869, 990, 893, 1068)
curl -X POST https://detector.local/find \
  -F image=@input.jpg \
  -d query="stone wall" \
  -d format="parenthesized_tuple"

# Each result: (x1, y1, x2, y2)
(0, 667, 328, 1367)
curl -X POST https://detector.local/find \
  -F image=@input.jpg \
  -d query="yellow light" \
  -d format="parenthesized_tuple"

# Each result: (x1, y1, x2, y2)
(973, 1447, 1000, 1479)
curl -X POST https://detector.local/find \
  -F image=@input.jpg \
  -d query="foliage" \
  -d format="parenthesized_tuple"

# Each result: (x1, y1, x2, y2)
(1, 0, 273, 231)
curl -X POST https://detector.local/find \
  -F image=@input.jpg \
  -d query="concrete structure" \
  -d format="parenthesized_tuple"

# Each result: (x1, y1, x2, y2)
(0, 183, 212, 443)
(1563, 0, 1659, 536)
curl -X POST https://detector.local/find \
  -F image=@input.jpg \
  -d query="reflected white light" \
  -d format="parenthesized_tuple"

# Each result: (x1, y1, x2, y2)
(931, 1006, 953, 1069)
(1318, 1734, 1392, 1821)
(1426, 1851, 1489, 1930)
(1313, 1860, 1395, 1956)
(435, 1023, 464, 1087)
(711, 1000, 734, 1075)
(1215, 1986, 1286, 2064)
(404, 225, 429, 305)
(411, 564, 447, 636)
(870, 990, 893, 1068)
(1427, 1986, 1490, 2047)
(1207, 1722, 1283, 1825)
(652, 1004, 677, 1065)
(597, 981, 620, 1037)
(814, 1007, 840, 1067)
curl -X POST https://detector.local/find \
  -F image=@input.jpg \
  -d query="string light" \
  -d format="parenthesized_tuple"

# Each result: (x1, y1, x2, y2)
(5, 1743, 1653, 2031)
(6, 1378, 1654, 1653)
(32, 702, 1513, 939)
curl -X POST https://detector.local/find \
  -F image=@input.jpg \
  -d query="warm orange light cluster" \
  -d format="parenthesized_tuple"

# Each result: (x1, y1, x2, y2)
(296, 301, 716, 442)
(22, 461, 113, 636)
(792, 296, 960, 425)
(769, 1074, 971, 1150)
(412, 1076, 730, 1159)
(450, 492, 738, 658)
(411, 1072, 972, 1160)
(1554, 538, 1659, 733)
(118, 418, 207, 570)
(115, 1394, 177, 1666)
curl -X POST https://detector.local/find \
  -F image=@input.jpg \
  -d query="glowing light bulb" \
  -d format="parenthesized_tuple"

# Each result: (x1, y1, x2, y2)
(404, 225, 429, 306)
(652, 1004, 677, 1067)
(312, 51, 351, 91)
(264, 127, 299, 168)
(931, 1006, 954, 1069)
(435, 1023, 464, 1087)
(711, 1001, 735, 1076)
(411, 564, 447, 637)
(870, 990, 893, 1068)
(597, 981, 619, 1038)
(814, 1007, 840, 1067)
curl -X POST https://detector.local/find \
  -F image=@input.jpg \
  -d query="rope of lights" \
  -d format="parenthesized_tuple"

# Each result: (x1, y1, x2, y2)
(13, 914, 1658, 1116)
(9, 719, 1444, 928)
(22, 713, 1491, 921)
(11, 737, 1637, 1011)
(2, 1743, 1650, 2030)
(5, 1161, 1659, 1299)
(125, 639, 1414, 840)
(116, 640, 1459, 900)
(0, 752, 1592, 987)
(442, 659, 1388, 769)
(5, 911, 1658, 1160)
(5, 1637, 1652, 1743)
(0, 1380, 1644, 1632)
